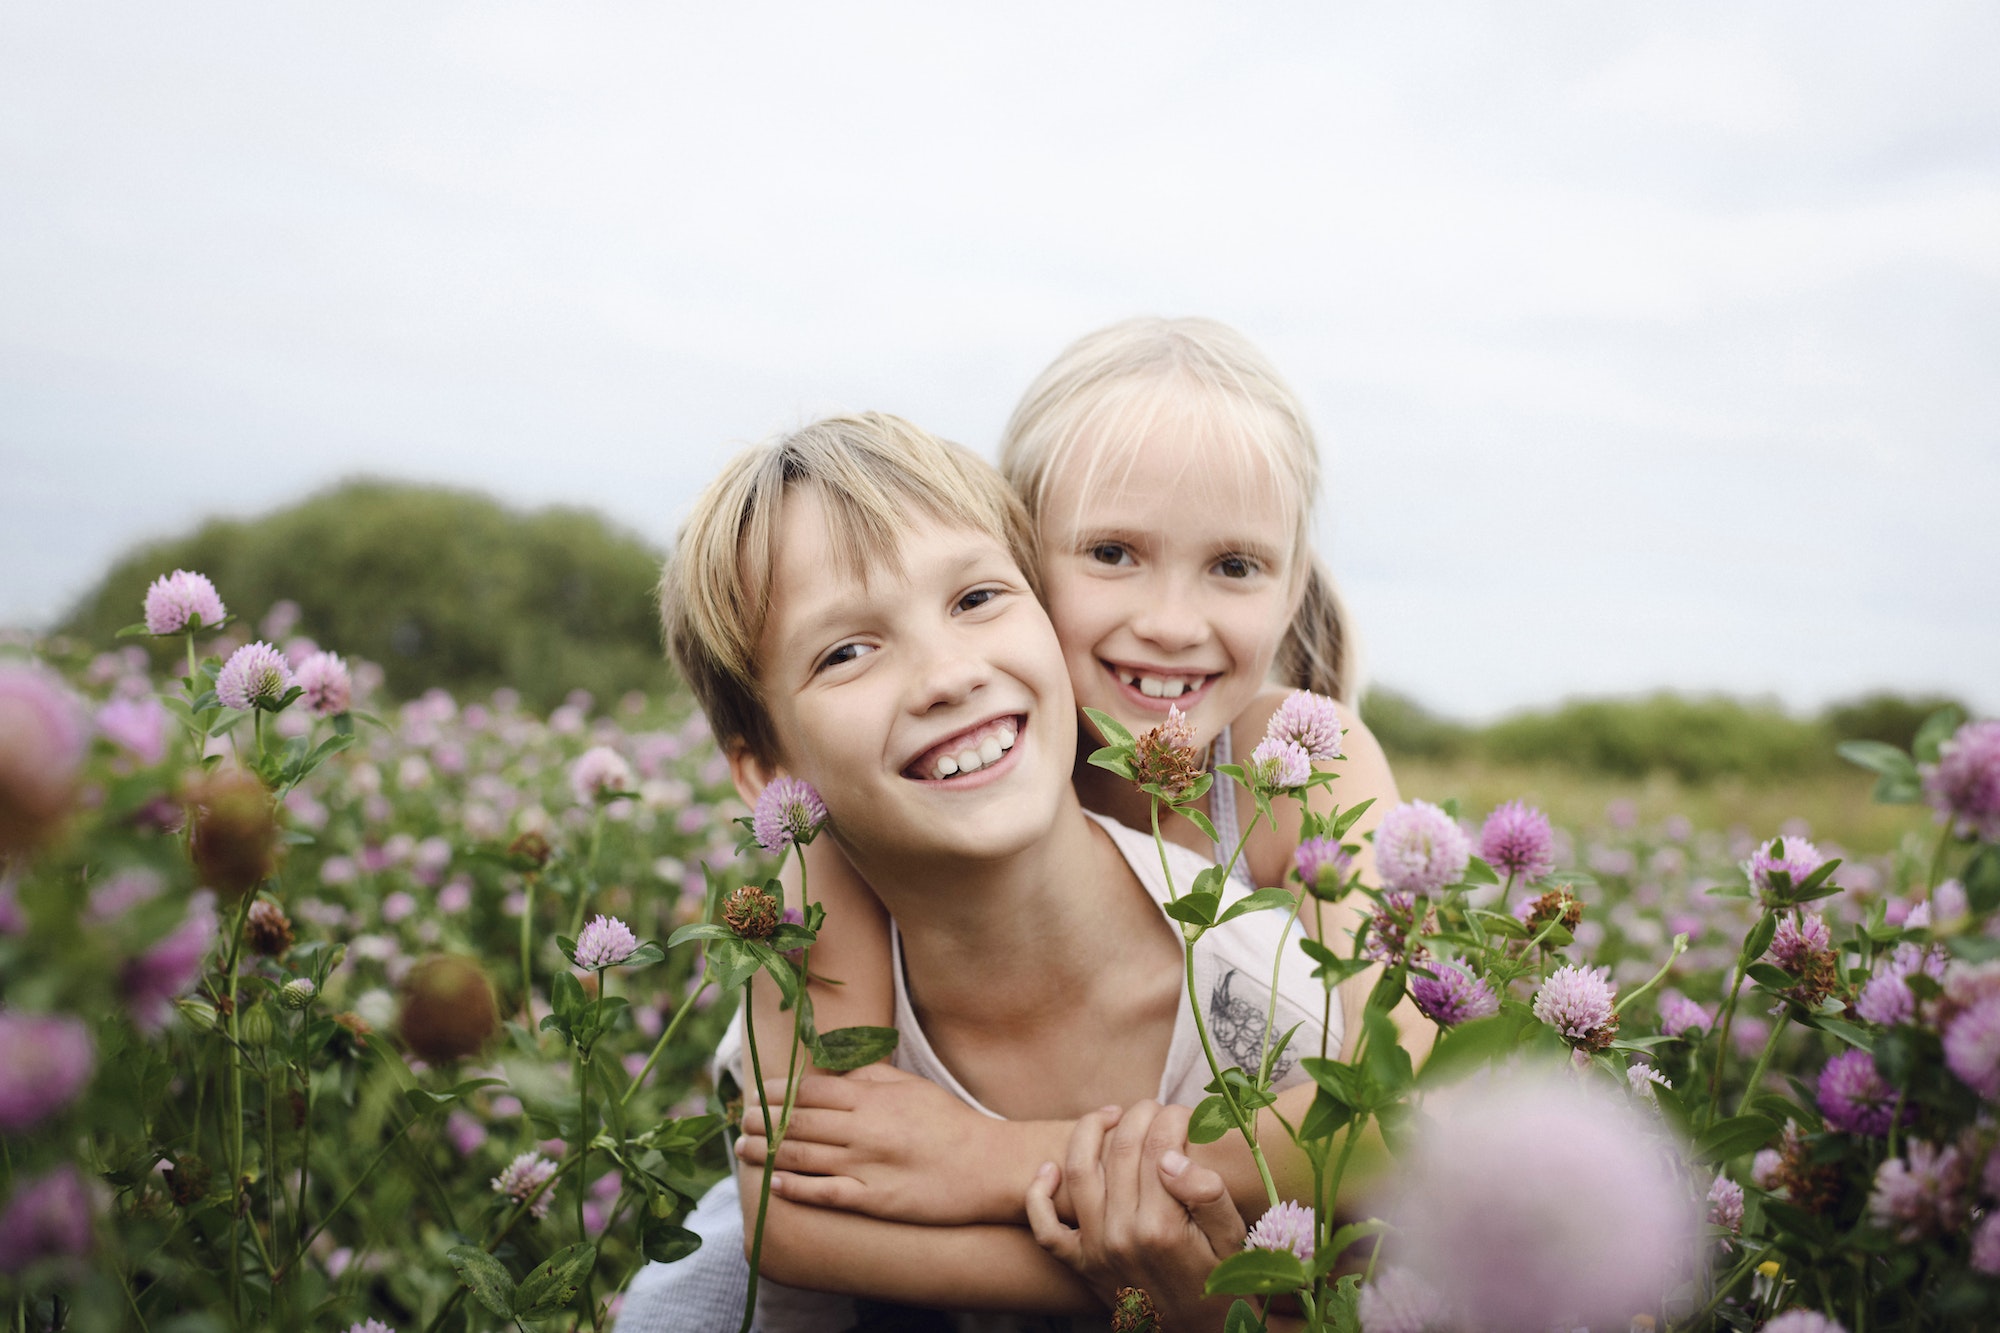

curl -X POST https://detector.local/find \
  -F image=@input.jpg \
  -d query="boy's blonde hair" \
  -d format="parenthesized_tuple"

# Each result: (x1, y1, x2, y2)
(662, 413, 1040, 764)
(998, 316, 1357, 704)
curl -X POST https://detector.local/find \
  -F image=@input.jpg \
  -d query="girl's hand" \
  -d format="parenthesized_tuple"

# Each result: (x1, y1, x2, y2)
(737, 1063, 1056, 1225)
(1024, 1101, 1247, 1332)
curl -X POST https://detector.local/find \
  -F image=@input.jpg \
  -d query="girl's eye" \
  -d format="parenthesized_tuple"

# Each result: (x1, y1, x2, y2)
(956, 587, 1002, 614)
(818, 642, 873, 671)
(1088, 543, 1133, 566)
(1214, 554, 1257, 580)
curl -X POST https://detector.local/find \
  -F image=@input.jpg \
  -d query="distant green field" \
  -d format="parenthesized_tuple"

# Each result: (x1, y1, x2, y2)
(1389, 754, 1937, 857)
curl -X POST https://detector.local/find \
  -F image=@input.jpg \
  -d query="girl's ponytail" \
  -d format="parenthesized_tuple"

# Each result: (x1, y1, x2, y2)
(1277, 556, 1356, 705)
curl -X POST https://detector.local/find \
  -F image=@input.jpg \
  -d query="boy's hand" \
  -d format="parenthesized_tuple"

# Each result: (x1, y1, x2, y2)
(1024, 1101, 1247, 1332)
(737, 1063, 1041, 1225)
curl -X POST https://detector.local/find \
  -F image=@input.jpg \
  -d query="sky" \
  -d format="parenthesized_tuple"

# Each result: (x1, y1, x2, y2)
(3, 2, 1996, 720)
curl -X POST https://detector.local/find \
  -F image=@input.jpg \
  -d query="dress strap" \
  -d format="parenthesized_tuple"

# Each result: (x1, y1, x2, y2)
(1207, 727, 1256, 890)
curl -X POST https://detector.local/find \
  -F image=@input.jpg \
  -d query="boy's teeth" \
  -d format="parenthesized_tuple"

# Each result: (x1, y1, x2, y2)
(997, 727, 1016, 751)
(955, 748, 982, 773)
(935, 756, 959, 777)
(919, 717, 1020, 780)
(977, 736, 1002, 765)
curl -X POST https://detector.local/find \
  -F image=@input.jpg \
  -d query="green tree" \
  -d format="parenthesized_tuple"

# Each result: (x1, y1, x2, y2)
(61, 480, 674, 710)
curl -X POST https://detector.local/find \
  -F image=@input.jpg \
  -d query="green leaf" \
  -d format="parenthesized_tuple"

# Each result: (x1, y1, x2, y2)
(1216, 887, 1299, 926)
(1459, 855, 1500, 886)
(1178, 806, 1220, 843)
(555, 935, 580, 967)
(1837, 740, 1921, 804)
(1186, 1094, 1237, 1144)
(641, 1218, 702, 1264)
(809, 1025, 900, 1071)
(1082, 707, 1135, 748)
(446, 1245, 516, 1318)
(623, 941, 666, 968)
(1364, 1009, 1412, 1096)
(1912, 704, 1966, 764)
(1086, 748, 1136, 781)
(708, 937, 763, 993)
(1746, 962, 1794, 990)
(1318, 1219, 1390, 1277)
(1204, 1247, 1309, 1296)
(513, 1242, 598, 1319)
(1417, 1011, 1526, 1088)
(768, 923, 816, 954)
(1328, 797, 1376, 840)
(114, 621, 153, 638)
(1223, 1299, 1267, 1333)
(1164, 890, 1222, 929)
(1465, 908, 1528, 940)
(668, 922, 735, 947)
(1299, 1086, 1353, 1139)
(1692, 1113, 1779, 1165)
(1300, 1057, 1363, 1112)
(1740, 913, 1778, 965)
(1965, 845, 2000, 914)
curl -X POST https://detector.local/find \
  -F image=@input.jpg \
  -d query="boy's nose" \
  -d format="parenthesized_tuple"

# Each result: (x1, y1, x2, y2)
(910, 637, 990, 713)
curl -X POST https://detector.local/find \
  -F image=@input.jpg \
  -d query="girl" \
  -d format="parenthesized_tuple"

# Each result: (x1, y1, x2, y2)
(624, 320, 1406, 1329)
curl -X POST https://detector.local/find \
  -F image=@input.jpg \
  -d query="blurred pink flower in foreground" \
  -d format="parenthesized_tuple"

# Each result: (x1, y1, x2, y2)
(294, 650, 352, 717)
(1374, 800, 1470, 897)
(1923, 719, 2000, 842)
(1385, 1067, 1700, 1331)
(0, 1013, 94, 1130)
(0, 1165, 93, 1273)
(96, 695, 168, 765)
(0, 662, 88, 853)
(570, 745, 635, 805)
(121, 892, 218, 1033)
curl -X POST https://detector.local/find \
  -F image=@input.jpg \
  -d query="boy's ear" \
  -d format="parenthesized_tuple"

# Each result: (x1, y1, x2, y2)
(726, 744, 784, 810)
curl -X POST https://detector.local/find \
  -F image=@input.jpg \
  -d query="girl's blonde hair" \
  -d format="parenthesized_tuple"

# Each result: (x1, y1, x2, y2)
(998, 316, 1357, 704)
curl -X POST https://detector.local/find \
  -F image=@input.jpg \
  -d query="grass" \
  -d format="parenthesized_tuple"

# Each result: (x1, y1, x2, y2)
(1388, 755, 1936, 857)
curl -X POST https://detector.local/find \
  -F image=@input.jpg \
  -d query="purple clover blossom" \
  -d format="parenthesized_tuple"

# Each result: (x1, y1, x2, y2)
(1387, 1069, 1700, 1331)
(1374, 800, 1471, 897)
(492, 1151, 559, 1220)
(216, 642, 294, 712)
(1409, 960, 1499, 1027)
(1293, 837, 1353, 896)
(1744, 834, 1828, 903)
(1942, 993, 2000, 1099)
(1922, 719, 2000, 842)
(0, 663, 88, 852)
(1658, 990, 1715, 1038)
(1762, 1315, 1847, 1333)
(1478, 800, 1555, 883)
(345, 1322, 396, 1333)
(573, 915, 639, 970)
(1355, 1266, 1447, 1333)
(1263, 690, 1343, 761)
(0, 1165, 93, 1274)
(1707, 1175, 1744, 1234)
(752, 776, 828, 852)
(121, 892, 218, 1034)
(1972, 1213, 2000, 1276)
(142, 569, 226, 636)
(1769, 912, 1831, 973)
(1867, 1139, 1969, 1241)
(1242, 1199, 1314, 1263)
(1248, 737, 1313, 791)
(1817, 1049, 1901, 1137)
(1854, 943, 1948, 1027)
(568, 745, 635, 806)
(0, 1014, 94, 1131)
(293, 651, 352, 717)
(1532, 963, 1617, 1045)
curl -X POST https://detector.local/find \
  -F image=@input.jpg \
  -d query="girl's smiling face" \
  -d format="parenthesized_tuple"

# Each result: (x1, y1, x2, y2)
(1038, 420, 1302, 754)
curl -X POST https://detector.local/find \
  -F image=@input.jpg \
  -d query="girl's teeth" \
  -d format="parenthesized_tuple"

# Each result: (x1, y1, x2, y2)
(1140, 677, 1165, 697)
(997, 727, 1016, 750)
(977, 736, 1002, 765)
(935, 756, 959, 777)
(1134, 674, 1192, 699)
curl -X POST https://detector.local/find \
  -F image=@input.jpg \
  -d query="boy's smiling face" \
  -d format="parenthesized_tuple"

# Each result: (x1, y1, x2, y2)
(742, 488, 1076, 870)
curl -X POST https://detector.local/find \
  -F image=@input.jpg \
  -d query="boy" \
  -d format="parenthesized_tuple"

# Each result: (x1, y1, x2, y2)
(637, 414, 1329, 1326)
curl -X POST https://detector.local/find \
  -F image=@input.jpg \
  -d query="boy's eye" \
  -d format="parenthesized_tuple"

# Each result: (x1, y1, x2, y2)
(818, 642, 873, 671)
(1214, 554, 1257, 579)
(956, 587, 1003, 614)
(1087, 543, 1134, 566)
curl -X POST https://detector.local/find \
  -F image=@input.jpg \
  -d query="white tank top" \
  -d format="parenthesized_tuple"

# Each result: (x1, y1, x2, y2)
(889, 811, 1338, 1114)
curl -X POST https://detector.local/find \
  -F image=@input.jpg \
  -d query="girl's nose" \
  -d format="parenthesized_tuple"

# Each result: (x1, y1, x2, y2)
(1130, 583, 1210, 653)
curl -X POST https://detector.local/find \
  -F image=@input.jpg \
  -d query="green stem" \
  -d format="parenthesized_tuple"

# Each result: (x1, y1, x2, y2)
(291, 1116, 418, 1266)
(1613, 932, 1688, 1016)
(1261, 887, 1309, 1083)
(738, 994, 777, 1333)
(1687, 1245, 1768, 1329)
(1184, 941, 1279, 1209)
(579, 972, 602, 1331)
(418, 1156, 580, 1333)
(1150, 799, 1179, 902)
(570, 807, 608, 937)
(1927, 822, 1955, 893)
(621, 971, 715, 1108)
(1707, 959, 1752, 1127)
(1315, 898, 1331, 1064)
(223, 893, 253, 1321)
(1736, 1011, 1791, 1113)
(520, 874, 537, 1025)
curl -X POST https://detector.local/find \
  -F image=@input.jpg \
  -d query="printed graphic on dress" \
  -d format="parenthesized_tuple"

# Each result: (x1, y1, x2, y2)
(1207, 969, 1308, 1083)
